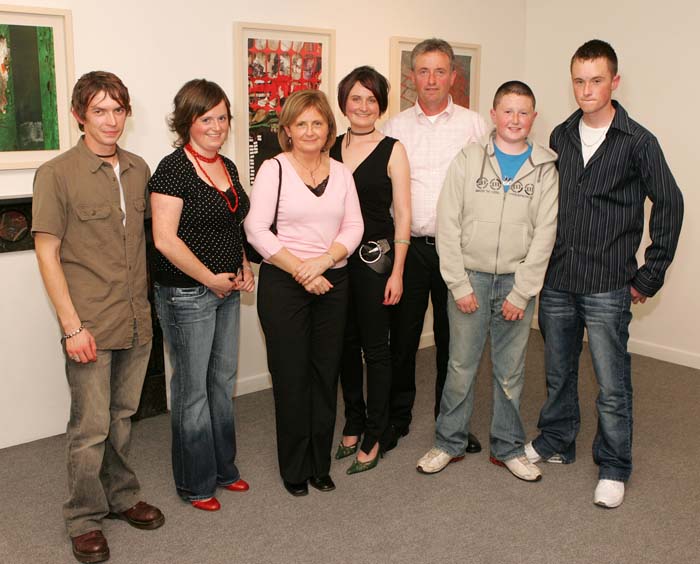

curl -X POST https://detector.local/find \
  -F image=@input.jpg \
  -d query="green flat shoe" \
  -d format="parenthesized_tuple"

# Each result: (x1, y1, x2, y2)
(335, 440, 358, 460)
(346, 452, 381, 475)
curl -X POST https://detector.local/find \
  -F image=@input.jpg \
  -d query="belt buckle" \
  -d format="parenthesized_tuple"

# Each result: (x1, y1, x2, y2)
(359, 239, 390, 264)
(425, 236, 435, 246)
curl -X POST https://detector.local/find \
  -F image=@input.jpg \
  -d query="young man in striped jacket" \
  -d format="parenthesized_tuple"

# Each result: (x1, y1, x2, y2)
(525, 39, 684, 509)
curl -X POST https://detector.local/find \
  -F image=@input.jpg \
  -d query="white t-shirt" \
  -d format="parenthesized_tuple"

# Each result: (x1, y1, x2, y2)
(114, 162, 126, 226)
(579, 119, 610, 166)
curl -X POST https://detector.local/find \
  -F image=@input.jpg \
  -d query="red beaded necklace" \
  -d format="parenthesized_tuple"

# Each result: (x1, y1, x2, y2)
(185, 143, 239, 213)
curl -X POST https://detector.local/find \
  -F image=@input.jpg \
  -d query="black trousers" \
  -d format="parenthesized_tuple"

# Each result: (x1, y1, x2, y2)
(339, 256, 392, 454)
(257, 263, 349, 483)
(388, 238, 449, 431)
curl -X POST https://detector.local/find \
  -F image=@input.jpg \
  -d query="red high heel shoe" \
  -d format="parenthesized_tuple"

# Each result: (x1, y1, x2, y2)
(191, 497, 221, 511)
(223, 479, 250, 492)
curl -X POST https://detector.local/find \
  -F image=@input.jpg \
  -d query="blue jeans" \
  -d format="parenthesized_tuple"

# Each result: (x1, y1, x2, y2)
(533, 285, 633, 482)
(435, 271, 535, 461)
(154, 284, 241, 500)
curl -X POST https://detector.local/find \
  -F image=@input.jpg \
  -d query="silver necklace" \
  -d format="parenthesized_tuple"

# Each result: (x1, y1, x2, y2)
(579, 121, 608, 147)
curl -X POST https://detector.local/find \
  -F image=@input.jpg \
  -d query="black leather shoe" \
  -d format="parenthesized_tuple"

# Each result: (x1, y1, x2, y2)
(309, 475, 336, 492)
(381, 430, 398, 453)
(466, 432, 482, 453)
(380, 424, 409, 453)
(283, 479, 308, 496)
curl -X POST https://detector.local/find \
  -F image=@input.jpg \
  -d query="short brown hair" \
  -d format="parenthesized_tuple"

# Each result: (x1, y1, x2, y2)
(277, 90, 336, 153)
(71, 71, 131, 131)
(411, 38, 455, 71)
(169, 79, 232, 147)
(570, 39, 618, 76)
(493, 80, 536, 109)
(337, 66, 389, 116)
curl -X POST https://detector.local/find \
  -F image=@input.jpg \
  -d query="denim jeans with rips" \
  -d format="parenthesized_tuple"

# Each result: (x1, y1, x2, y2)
(435, 271, 535, 461)
(532, 285, 633, 482)
(155, 284, 241, 501)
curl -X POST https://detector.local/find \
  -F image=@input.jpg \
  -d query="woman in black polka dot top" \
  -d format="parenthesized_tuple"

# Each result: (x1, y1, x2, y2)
(149, 79, 253, 512)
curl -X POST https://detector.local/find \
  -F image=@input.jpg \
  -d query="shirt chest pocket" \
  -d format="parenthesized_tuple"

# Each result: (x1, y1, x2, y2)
(75, 204, 112, 221)
(131, 198, 146, 217)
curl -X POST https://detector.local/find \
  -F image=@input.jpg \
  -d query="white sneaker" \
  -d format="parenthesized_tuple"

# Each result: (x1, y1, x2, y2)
(594, 479, 625, 508)
(491, 455, 542, 482)
(524, 442, 541, 463)
(416, 447, 464, 474)
(525, 441, 566, 464)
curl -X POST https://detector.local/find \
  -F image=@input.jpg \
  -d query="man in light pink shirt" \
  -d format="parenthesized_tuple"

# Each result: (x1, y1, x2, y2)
(382, 38, 487, 453)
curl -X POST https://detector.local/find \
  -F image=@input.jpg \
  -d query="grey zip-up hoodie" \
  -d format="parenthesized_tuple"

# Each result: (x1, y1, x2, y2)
(436, 131, 559, 309)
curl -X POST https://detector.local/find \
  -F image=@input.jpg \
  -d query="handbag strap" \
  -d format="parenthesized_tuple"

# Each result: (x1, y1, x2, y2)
(270, 157, 282, 235)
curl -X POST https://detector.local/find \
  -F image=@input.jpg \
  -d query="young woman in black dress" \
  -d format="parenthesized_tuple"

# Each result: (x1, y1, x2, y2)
(330, 66, 411, 473)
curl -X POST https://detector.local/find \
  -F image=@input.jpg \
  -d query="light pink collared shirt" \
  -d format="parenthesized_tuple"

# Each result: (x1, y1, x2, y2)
(383, 97, 487, 237)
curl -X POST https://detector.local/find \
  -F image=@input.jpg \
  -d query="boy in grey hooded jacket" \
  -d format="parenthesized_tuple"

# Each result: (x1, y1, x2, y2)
(416, 81, 558, 482)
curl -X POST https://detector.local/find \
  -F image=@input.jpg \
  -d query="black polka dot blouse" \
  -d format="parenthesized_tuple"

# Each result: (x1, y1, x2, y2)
(148, 148, 250, 287)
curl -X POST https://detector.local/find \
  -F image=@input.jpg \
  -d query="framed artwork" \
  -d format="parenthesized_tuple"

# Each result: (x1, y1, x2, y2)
(0, 5, 74, 170)
(388, 37, 480, 117)
(0, 196, 32, 252)
(234, 22, 335, 187)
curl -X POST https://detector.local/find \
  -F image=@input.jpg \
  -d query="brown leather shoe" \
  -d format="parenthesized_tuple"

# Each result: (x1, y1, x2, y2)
(108, 501, 165, 530)
(71, 530, 109, 563)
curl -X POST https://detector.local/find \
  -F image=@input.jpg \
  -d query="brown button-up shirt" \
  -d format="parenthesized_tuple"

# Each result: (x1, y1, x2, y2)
(32, 137, 152, 349)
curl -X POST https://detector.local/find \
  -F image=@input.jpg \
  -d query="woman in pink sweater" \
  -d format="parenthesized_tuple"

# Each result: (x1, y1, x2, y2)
(244, 90, 363, 497)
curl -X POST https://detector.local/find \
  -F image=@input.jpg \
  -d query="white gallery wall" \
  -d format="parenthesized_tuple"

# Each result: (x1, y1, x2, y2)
(0, 0, 526, 448)
(1, 0, 697, 449)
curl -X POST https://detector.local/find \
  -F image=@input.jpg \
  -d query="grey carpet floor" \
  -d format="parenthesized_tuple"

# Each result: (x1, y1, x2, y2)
(1, 331, 699, 564)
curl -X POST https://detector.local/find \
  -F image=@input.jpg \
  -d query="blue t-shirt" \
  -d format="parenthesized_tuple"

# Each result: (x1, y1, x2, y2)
(494, 143, 532, 192)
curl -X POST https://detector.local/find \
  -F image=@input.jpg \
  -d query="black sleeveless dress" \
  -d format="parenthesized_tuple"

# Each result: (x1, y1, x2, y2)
(331, 133, 399, 455)
(330, 135, 397, 243)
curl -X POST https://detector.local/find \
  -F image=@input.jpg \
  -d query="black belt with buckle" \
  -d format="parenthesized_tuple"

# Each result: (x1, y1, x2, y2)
(411, 236, 435, 246)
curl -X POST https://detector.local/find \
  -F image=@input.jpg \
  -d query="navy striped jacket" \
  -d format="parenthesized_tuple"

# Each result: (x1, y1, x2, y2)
(546, 101, 683, 296)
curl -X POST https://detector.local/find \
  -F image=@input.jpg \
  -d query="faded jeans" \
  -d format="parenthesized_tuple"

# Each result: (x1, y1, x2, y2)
(155, 284, 241, 500)
(435, 271, 535, 461)
(533, 285, 633, 482)
(63, 338, 151, 537)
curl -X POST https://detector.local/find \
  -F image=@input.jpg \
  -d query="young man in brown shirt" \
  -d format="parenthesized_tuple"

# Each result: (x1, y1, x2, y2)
(32, 71, 163, 563)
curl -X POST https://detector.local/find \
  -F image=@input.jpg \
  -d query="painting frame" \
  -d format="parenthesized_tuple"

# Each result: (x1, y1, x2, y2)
(388, 37, 480, 118)
(234, 22, 335, 188)
(0, 4, 75, 170)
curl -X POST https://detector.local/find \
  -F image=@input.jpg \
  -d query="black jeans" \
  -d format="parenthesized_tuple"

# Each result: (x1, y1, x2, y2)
(339, 256, 392, 455)
(388, 238, 449, 431)
(257, 262, 349, 483)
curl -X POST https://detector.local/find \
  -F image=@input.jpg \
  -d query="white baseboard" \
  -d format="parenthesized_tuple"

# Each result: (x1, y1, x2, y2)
(231, 331, 698, 399)
(628, 339, 700, 369)
(235, 336, 439, 398)
(419, 332, 435, 349)
(417, 329, 699, 369)
(234, 371, 272, 396)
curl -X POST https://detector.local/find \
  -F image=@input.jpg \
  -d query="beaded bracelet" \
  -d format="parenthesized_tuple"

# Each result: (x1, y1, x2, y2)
(394, 239, 411, 245)
(62, 324, 85, 342)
